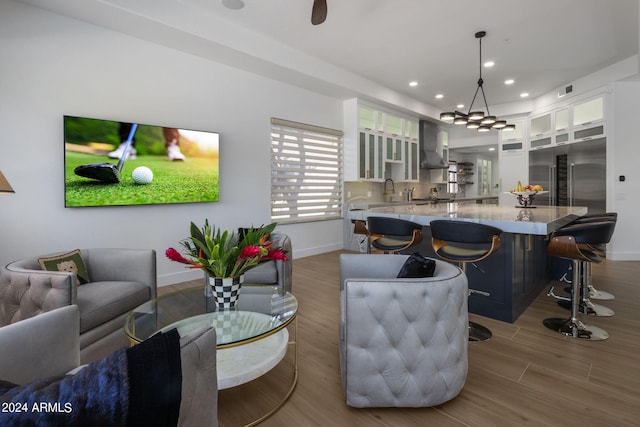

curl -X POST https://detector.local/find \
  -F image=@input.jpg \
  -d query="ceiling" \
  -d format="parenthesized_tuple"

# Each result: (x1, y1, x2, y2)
(20, 0, 640, 117)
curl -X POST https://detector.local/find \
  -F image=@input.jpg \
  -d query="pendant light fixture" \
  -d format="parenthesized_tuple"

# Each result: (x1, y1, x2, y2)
(440, 31, 515, 132)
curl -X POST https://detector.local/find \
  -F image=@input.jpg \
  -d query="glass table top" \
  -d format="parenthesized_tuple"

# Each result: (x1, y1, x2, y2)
(124, 284, 298, 348)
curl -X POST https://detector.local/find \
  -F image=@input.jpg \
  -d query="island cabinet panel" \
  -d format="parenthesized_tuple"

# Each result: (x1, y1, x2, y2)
(413, 230, 550, 323)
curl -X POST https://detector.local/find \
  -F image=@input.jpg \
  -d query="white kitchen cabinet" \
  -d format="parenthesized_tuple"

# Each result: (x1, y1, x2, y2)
(359, 106, 384, 132)
(555, 108, 569, 131)
(358, 131, 384, 181)
(385, 114, 403, 135)
(499, 118, 526, 142)
(498, 150, 527, 206)
(404, 139, 419, 182)
(529, 135, 553, 150)
(573, 96, 604, 126)
(554, 107, 570, 145)
(529, 112, 553, 149)
(572, 96, 605, 142)
(573, 122, 605, 141)
(385, 136, 403, 163)
(498, 117, 526, 205)
(344, 99, 420, 182)
(530, 113, 552, 136)
(389, 138, 419, 182)
(404, 119, 419, 139)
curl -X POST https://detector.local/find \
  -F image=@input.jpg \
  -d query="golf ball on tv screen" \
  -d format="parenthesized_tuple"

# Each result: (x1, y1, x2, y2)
(132, 166, 153, 184)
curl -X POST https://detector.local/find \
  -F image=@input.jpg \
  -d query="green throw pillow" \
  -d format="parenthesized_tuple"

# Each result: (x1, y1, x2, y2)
(38, 249, 90, 284)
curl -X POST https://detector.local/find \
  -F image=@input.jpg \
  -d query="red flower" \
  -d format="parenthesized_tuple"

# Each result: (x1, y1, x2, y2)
(239, 245, 262, 259)
(264, 248, 288, 261)
(165, 248, 196, 265)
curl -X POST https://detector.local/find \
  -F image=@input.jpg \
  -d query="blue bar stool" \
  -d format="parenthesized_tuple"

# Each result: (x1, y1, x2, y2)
(429, 220, 502, 342)
(366, 216, 423, 254)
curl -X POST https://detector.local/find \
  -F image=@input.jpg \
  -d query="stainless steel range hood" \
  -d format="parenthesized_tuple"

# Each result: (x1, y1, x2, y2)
(419, 120, 448, 169)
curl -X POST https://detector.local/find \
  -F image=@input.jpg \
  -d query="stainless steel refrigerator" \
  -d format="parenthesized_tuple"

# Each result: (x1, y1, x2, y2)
(529, 137, 606, 213)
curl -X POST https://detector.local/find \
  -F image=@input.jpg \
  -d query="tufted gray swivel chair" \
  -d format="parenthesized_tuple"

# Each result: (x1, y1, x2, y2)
(339, 254, 468, 408)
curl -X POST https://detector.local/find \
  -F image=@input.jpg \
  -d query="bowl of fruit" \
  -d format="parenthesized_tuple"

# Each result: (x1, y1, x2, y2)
(505, 181, 547, 207)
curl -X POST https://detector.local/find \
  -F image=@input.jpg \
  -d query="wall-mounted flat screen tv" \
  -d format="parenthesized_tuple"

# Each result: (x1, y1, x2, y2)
(64, 115, 219, 207)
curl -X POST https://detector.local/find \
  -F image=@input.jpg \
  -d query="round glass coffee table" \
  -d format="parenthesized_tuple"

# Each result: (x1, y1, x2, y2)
(124, 284, 298, 425)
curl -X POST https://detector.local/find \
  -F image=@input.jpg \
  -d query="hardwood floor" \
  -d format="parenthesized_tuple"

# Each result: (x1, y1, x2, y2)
(162, 252, 640, 426)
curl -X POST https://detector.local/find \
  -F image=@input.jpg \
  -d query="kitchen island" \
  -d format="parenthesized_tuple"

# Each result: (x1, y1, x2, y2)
(348, 203, 587, 322)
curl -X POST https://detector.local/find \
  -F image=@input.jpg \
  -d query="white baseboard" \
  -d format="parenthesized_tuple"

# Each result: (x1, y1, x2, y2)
(293, 242, 343, 259)
(608, 250, 640, 261)
(158, 269, 203, 287)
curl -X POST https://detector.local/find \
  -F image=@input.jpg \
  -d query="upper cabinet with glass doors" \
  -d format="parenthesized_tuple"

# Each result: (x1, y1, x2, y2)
(345, 103, 419, 182)
(358, 131, 384, 181)
(527, 94, 606, 150)
(572, 96, 605, 142)
(529, 112, 553, 149)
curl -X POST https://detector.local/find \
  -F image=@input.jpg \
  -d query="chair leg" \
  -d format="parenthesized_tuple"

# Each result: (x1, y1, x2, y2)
(564, 262, 615, 300)
(557, 261, 615, 317)
(460, 263, 491, 342)
(543, 260, 608, 340)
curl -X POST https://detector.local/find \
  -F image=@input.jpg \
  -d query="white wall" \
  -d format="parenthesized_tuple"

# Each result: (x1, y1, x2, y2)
(610, 78, 640, 260)
(0, 1, 344, 285)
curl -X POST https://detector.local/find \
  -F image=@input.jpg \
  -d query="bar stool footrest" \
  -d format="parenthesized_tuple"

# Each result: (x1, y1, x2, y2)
(564, 285, 616, 301)
(589, 286, 615, 300)
(557, 300, 615, 317)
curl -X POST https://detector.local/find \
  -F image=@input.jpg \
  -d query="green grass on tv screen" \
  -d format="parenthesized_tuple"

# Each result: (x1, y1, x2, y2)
(65, 152, 219, 207)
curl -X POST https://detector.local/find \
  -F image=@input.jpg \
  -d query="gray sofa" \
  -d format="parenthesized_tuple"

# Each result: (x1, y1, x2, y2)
(339, 253, 468, 408)
(0, 305, 218, 426)
(1, 248, 157, 363)
(242, 232, 292, 292)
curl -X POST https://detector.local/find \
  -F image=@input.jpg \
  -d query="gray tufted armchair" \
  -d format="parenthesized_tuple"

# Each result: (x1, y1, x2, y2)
(1, 248, 156, 363)
(339, 253, 468, 408)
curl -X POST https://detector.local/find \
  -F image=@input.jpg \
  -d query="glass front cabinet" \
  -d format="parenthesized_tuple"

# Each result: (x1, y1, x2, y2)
(358, 131, 384, 180)
(572, 96, 605, 142)
(344, 99, 420, 182)
(528, 94, 606, 151)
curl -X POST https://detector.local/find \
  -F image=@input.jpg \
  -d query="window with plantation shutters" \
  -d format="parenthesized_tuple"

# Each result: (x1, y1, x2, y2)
(271, 118, 343, 224)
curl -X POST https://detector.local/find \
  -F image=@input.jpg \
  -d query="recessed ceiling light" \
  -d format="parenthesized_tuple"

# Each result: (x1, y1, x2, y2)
(221, 0, 245, 9)
(483, 61, 495, 68)
(520, 92, 529, 98)
(409, 81, 418, 87)
(488, 147, 496, 151)
(505, 79, 515, 85)
(435, 94, 444, 99)
(456, 104, 464, 109)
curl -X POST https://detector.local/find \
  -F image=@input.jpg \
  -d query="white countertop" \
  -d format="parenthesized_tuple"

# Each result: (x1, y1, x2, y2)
(348, 203, 587, 235)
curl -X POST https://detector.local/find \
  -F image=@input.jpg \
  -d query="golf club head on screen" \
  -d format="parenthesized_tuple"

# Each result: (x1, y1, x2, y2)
(74, 162, 121, 183)
(74, 123, 138, 183)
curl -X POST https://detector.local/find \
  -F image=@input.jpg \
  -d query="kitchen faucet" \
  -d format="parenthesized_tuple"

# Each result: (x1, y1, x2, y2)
(384, 179, 395, 202)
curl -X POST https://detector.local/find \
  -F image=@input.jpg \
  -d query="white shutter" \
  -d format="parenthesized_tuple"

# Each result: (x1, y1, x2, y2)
(271, 118, 343, 224)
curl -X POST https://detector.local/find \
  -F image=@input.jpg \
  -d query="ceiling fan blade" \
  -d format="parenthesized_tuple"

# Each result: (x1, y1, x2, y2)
(311, 0, 327, 25)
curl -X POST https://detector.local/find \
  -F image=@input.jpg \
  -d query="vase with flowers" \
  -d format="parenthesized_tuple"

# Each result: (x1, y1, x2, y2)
(166, 220, 288, 309)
